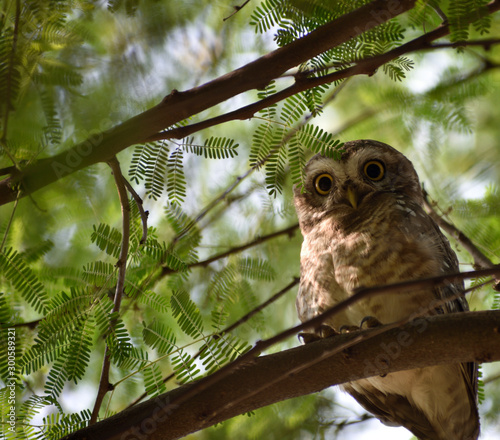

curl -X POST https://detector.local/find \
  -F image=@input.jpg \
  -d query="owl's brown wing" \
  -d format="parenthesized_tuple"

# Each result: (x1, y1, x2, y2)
(346, 386, 444, 439)
(427, 212, 479, 421)
(403, 201, 479, 428)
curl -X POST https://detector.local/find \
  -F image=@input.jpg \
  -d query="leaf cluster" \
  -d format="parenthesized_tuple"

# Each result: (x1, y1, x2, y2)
(129, 136, 238, 202)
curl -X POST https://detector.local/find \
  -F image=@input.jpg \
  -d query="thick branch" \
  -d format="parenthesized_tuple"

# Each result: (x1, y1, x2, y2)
(62, 310, 500, 440)
(0, 0, 420, 205)
(147, 30, 500, 143)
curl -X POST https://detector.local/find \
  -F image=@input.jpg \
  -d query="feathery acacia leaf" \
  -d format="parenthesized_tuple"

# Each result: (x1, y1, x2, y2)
(183, 136, 239, 159)
(297, 124, 343, 158)
(142, 320, 177, 354)
(91, 224, 122, 259)
(0, 247, 48, 314)
(137, 290, 170, 313)
(237, 257, 277, 281)
(170, 290, 204, 338)
(171, 349, 201, 383)
(129, 142, 170, 200)
(166, 147, 186, 205)
(199, 334, 251, 374)
(143, 362, 167, 397)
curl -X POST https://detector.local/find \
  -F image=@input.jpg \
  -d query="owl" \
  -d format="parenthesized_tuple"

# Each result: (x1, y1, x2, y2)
(294, 140, 479, 440)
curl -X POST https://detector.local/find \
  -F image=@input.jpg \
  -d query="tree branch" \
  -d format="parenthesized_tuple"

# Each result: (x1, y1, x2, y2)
(3, 2, 500, 206)
(90, 157, 132, 424)
(422, 190, 499, 290)
(147, 26, 500, 144)
(123, 177, 148, 244)
(124, 277, 300, 409)
(162, 223, 299, 276)
(61, 309, 500, 440)
(0, 0, 422, 206)
(66, 267, 500, 438)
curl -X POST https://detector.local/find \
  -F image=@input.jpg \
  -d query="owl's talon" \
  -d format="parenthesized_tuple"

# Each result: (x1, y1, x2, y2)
(360, 316, 382, 329)
(339, 324, 359, 334)
(318, 324, 338, 338)
(298, 332, 320, 344)
(298, 325, 338, 344)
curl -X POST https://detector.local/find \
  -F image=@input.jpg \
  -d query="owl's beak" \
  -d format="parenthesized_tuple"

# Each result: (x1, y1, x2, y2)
(346, 186, 358, 209)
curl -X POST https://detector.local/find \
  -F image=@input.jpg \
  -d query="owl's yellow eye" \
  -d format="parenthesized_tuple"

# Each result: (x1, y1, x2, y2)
(314, 173, 333, 195)
(363, 160, 385, 181)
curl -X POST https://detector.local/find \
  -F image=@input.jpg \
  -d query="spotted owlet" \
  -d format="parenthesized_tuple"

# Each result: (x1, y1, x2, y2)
(293, 140, 479, 440)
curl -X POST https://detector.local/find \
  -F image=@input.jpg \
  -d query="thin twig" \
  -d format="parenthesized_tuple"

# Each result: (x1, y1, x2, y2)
(223, 0, 251, 21)
(422, 190, 499, 290)
(223, 276, 300, 334)
(122, 177, 148, 244)
(162, 223, 299, 276)
(171, 167, 255, 245)
(90, 157, 132, 424)
(0, 189, 19, 252)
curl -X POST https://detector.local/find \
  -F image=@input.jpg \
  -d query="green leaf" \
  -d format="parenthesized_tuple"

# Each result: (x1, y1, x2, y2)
(183, 136, 239, 159)
(166, 147, 186, 205)
(170, 290, 204, 338)
(0, 247, 48, 314)
(129, 142, 170, 200)
(237, 257, 276, 281)
(138, 290, 170, 313)
(142, 320, 177, 354)
(171, 349, 201, 383)
(297, 124, 343, 158)
(143, 363, 167, 397)
(91, 224, 122, 259)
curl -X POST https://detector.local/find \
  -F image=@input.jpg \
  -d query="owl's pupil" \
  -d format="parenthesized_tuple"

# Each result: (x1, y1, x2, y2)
(366, 163, 382, 179)
(318, 177, 332, 192)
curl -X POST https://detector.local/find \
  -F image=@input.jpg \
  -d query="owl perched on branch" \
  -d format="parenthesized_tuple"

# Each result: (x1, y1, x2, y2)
(293, 140, 479, 440)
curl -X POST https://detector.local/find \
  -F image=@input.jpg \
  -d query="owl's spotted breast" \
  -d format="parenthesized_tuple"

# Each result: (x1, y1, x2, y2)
(294, 139, 479, 440)
(297, 193, 442, 329)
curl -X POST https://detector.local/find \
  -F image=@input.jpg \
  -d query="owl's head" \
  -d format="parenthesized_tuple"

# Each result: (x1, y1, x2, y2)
(293, 139, 423, 231)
